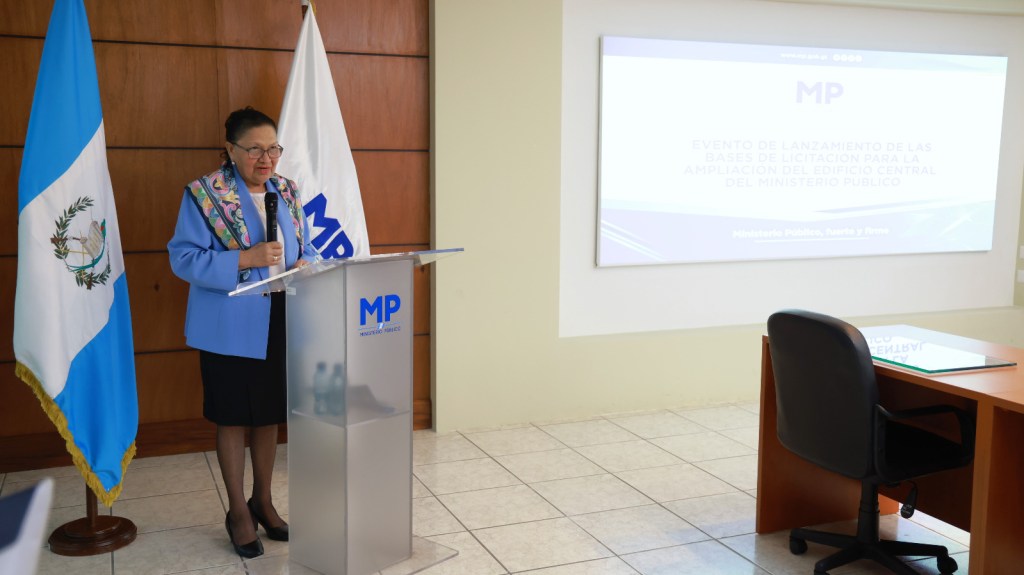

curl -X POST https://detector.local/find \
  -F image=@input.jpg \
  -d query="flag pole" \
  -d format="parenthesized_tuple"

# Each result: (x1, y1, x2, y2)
(47, 485, 137, 556)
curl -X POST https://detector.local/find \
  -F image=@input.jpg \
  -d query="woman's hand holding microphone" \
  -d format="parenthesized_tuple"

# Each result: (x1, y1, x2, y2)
(238, 241, 283, 270)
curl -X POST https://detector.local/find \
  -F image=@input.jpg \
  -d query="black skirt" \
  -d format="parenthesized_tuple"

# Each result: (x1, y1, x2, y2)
(199, 292, 287, 426)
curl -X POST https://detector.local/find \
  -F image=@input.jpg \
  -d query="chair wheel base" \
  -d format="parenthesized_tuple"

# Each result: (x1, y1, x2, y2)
(789, 536, 808, 555)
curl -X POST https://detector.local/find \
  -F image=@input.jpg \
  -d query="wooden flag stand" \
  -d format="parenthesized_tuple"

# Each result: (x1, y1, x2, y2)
(48, 486, 137, 556)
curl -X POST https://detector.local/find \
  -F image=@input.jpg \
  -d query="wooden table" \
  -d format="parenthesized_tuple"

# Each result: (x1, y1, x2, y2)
(756, 325, 1024, 575)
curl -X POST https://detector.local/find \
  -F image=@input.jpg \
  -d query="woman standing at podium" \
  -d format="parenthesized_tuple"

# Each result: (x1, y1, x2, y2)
(168, 107, 317, 558)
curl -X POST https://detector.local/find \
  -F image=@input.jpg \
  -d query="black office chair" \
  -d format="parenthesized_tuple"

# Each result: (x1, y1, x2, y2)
(767, 310, 975, 575)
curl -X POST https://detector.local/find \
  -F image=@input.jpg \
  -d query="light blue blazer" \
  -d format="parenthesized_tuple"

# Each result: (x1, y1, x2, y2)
(168, 167, 318, 359)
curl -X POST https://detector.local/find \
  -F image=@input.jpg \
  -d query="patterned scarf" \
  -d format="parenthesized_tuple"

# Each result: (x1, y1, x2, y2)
(185, 162, 304, 251)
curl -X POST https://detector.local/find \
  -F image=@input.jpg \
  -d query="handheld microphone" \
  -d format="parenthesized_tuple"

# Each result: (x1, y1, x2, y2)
(264, 193, 278, 243)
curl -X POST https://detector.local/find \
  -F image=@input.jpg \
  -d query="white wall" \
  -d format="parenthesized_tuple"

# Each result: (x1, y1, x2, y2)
(431, 0, 1024, 432)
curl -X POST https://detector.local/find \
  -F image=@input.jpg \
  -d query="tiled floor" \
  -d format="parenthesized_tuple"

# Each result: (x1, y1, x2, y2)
(0, 402, 971, 575)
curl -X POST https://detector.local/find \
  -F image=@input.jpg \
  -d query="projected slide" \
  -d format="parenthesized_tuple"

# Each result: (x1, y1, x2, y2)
(598, 36, 1008, 266)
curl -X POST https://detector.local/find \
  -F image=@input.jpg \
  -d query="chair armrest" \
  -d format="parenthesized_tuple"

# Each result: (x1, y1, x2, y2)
(877, 404, 976, 456)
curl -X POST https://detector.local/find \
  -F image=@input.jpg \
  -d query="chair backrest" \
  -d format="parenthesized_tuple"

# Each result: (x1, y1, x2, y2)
(767, 310, 878, 479)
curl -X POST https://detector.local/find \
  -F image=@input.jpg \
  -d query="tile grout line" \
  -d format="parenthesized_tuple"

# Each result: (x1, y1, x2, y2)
(568, 429, 735, 562)
(436, 446, 523, 575)
(569, 414, 767, 572)
(516, 418, 746, 572)
(423, 434, 514, 573)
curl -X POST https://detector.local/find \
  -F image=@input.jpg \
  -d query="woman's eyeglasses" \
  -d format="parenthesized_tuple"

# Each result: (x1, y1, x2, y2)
(231, 142, 284, 159)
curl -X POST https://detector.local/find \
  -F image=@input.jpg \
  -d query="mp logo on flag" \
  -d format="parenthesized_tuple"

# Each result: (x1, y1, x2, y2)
(303, 192, 355, 259)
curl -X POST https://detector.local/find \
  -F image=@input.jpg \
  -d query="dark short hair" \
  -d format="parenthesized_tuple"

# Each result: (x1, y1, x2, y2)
(224, 107, 277, 143)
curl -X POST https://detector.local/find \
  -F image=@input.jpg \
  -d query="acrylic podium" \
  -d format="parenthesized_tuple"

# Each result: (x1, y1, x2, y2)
(231, 248, 461, 575)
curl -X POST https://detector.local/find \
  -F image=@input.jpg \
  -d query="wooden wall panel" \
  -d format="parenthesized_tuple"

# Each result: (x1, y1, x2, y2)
(213, 0, 428, 55)
(110, 150, 224, 252)
(0, 0, 217, 44)
(0, 364, 54, 436)
(0, 259, 14, 363)
(414, 336, 430, 397)
(125, 253, 189, 353)
(0, 1, 51, 35)
(0, 37, 43, 147)
(217, 49, 295, 129)
(214, 0, 303, 51)
(0, 38, 230, 149)
(98, 44, 221, 148)
(318, 0, 429, 56)
(413, 265, 431, 335)
(0, 0, 429, 55)
(331, 55, 430, 150)
(413, 335, 431, 429)
(136, 351, 203, 422)
(0, 150, 19, 256)
(358, 151, 430, 245)
(86, 0, 217, 44)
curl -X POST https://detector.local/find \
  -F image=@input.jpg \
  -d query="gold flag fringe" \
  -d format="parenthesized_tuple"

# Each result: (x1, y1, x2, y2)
(15, 361, 136, 508)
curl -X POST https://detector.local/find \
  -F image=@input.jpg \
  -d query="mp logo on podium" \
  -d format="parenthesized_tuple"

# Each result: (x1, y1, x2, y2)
(358, 294, 402, 336)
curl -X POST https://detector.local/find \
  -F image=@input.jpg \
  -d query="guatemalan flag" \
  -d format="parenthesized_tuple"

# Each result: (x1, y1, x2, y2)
(277, 3, 370, 260)
(14, 0, 138, 507)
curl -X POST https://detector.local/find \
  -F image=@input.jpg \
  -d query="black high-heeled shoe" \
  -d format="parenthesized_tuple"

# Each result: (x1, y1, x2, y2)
(248, 498, 289, 541)
(225, 512, 264, 558)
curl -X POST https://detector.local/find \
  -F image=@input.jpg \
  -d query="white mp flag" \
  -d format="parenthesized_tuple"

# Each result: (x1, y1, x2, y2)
(277, 6, 370, 259)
